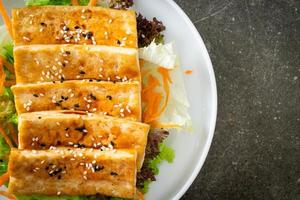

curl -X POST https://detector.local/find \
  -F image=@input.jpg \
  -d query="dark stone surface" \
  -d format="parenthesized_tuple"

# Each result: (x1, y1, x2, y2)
(173, 0, 300, 200)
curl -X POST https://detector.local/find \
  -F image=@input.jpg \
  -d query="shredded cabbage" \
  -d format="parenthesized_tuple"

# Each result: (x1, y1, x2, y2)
(139, 42, 177, 69)
(140, 42, 193, 131)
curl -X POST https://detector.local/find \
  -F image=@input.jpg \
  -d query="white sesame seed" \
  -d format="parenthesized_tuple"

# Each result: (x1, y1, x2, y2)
(70, 93, 75, 98)
(83, 175, 87, 180)
(57, 191, 61, 196)
(92, 108, 97, 112)
(120, 113, 125, 117)
(39, 28, 44, 32)
(120, 108, 124, 113)
(87, 104, 91, 109)
(23, 36, 31, 42)
(56, 122, 60, 126)
(29, 20, 33, 25)
(65, 133, 70, 138)
(108, 19, 112, 23)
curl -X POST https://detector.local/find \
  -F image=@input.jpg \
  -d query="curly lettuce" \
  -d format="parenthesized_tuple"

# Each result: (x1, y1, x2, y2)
(137, 14, 166, 48)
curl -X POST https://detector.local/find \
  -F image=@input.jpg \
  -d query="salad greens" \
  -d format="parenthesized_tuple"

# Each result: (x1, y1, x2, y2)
(137, 14, 166, 48)
(26, 0, 133, 9)
(26, 0, 89, 6)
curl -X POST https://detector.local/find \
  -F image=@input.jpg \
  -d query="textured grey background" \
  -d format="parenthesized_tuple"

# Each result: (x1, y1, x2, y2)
(173, 0, 300, 200)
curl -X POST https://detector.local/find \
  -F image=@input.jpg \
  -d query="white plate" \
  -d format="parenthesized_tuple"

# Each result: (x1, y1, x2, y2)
(1, 0, 217, 200)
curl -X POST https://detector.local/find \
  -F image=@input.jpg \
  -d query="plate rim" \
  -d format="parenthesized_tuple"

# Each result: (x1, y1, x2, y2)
(164, 0, 218, 199)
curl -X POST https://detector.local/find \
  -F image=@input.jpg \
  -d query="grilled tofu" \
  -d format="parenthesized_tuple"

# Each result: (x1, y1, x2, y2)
(18, 111, 149, 169)
(12, 6, 137, 48)
(12, 81, 141, 121)
(14, 45, 140, 84)
(8, 148, 137, 198)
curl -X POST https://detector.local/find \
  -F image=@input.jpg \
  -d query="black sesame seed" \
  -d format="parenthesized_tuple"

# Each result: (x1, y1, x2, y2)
(74, 25, 80, 29)
(55, 102, 61, 106)
(110, 172, 118, 176)
(40, 143, 46, 147)
(65, 51, 71, 55)
(60, 76, 65, 83)
(86, 32, 93, 39)
(79, 70, 86, 75)
(38, 116, 42, 119)
(90, 94, 97, 100)
(63, 26, 70, 31)
(74, 104, 80, 108)
(117, 40, 121, 45)
(33, 94, 39, 97)
(57, 141, 61, 145)
(94, 164, 104, 172)
(40, 22, 47, 26)
(58, 175, 61, 180)
(106, 95, 112, 100)
(89, 79, 93, 82)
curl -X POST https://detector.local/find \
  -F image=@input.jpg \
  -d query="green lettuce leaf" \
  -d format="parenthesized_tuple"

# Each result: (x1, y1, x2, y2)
(149, 143, 174, 175)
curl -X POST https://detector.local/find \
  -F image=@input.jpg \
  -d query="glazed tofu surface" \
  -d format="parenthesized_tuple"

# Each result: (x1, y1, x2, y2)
(8, 148, 137, 198)
(12, 6, 137, 48)
(12, 80, 141, 121)
(18, 111, 149, 169)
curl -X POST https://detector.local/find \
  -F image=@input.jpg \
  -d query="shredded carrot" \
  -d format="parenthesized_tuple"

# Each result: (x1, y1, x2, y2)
(136, 190, 145, 200)
(156, 67, 172, 115)
(142, 75, 162, 123)
(0, 126, 14, 148)
(1, 56, 14, 74)
(0, 190, 17, 200)
(142, 67, 172, 123)
(139, 59, 145, 67)
(88, 0, 97, 6)
(71, 0, 79, 5)
(0, 57, 5, 93)
(184, 69, 193, 74)
(4, 80, 15, 87)
(7, 124, 18, 146)
(0, 1, 12, 37)
(0, 172, 9, 186)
